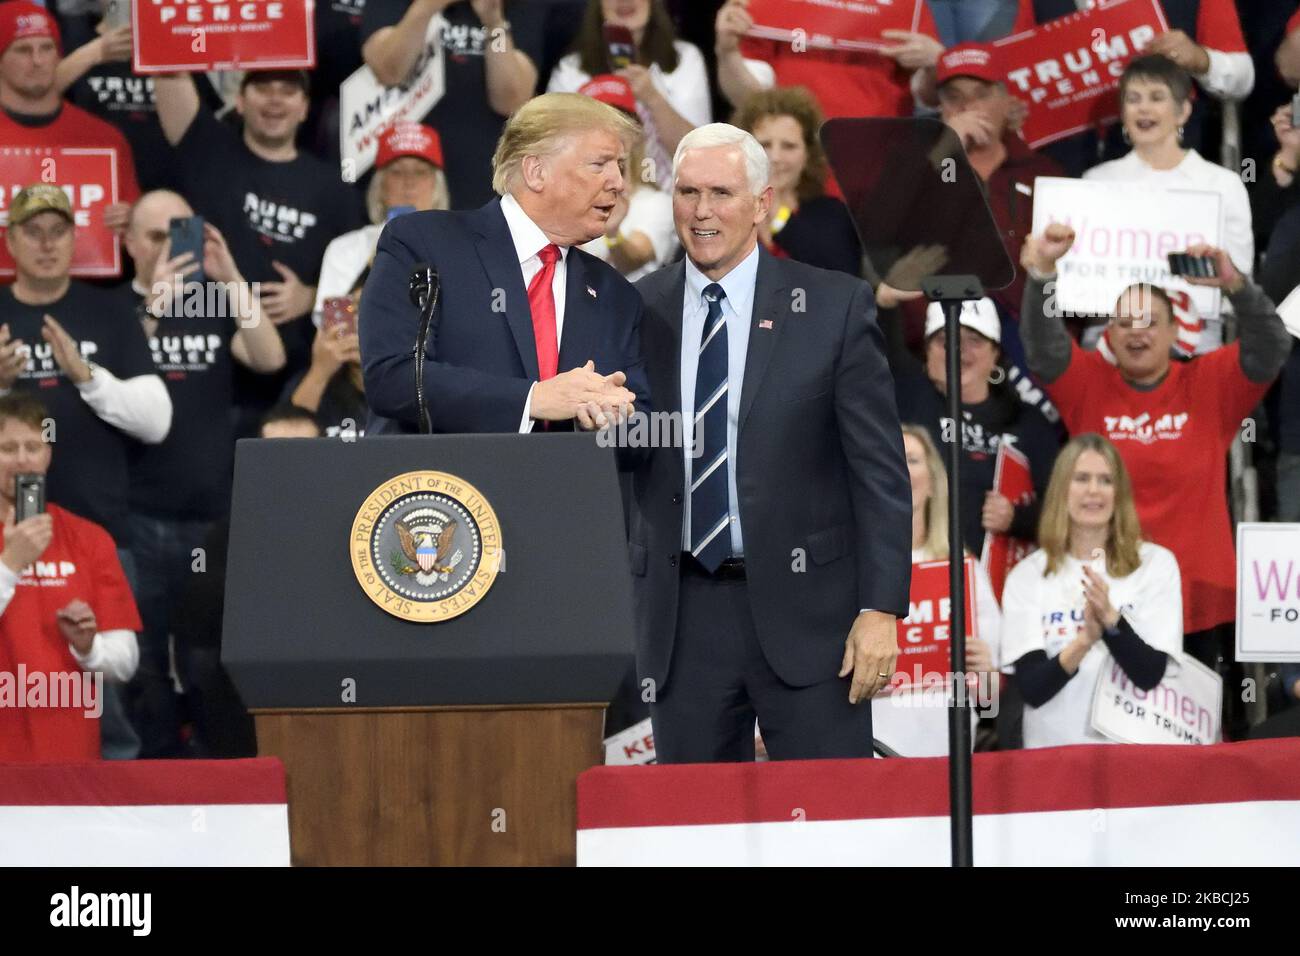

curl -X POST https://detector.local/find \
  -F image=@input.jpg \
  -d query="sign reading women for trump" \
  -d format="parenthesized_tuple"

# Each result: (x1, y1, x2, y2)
(1032, 176, 1223, 318)
(0, 148, 121, 277)
(1090, 653, 1221, 745)
(133, 0, 316, 72)
(1235, 523, 1300, 663)
(745, 0, 930, 52)
(992, 0, 1166, 148)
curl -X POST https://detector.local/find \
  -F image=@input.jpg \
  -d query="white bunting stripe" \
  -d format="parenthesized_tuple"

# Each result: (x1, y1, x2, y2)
(691, 516, 730, 557)
(691, 450, 727, 493)
(694, 382, 727, 423)
(699, 315, 726, 354)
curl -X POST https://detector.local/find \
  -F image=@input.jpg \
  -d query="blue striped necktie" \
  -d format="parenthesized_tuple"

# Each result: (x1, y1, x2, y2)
(690, 283, 731, 573)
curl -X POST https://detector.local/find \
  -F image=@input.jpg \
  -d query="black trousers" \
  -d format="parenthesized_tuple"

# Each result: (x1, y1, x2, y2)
(650, 559, 875, 763)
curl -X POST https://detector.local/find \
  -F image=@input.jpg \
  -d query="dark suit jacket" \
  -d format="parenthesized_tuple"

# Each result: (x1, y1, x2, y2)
(360, 199, 650, 434)
(629, 248, 912, 689)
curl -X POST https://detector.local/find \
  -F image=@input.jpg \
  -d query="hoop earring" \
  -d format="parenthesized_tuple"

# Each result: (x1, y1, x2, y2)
(1122, 127, 1131, 146)
(1177, 125, 1185, 142)
(988, 365, 1006, 386)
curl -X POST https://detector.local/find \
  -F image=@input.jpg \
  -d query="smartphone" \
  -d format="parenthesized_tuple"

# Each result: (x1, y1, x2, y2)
(603, 23, 635, 70)
(15, 474, 44, 523)
(1292, 91, 1300, 129)
(103, 0, 131, 30)
(168, 215, 206, 286)
(1167, 252, 1217, 279)
(322, 296, 357, 336)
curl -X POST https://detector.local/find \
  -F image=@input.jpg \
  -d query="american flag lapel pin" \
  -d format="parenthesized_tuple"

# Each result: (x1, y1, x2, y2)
(759, 318, 773, 330)
(587, 285, 597, 299)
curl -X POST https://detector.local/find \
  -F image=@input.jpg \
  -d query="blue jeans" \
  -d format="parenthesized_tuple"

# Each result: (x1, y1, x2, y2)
(127, 512, 216, 758)
(925, 0, 1020, 45)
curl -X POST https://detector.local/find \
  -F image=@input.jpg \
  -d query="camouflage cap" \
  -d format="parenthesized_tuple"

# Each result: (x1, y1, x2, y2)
(8, 185, 74, 227)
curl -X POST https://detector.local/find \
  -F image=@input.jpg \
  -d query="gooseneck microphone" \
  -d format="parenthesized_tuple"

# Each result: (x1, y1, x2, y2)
(409, 263, 440, 435)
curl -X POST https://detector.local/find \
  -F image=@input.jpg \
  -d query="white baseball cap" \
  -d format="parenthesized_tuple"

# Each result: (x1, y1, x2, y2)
(924, 297, 1001, 344)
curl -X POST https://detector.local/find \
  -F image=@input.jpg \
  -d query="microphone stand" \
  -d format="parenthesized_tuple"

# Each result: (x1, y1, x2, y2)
(409, 265, 440, 435)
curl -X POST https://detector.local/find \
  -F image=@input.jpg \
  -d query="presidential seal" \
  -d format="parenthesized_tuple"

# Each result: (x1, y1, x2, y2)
(350, 471, 503, 622)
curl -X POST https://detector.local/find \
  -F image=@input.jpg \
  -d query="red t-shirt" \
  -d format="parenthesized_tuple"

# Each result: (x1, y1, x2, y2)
(0, 101, 141, 203)
(1021, 0, 1246, 52)
(0, 504, 141, 762)
(1046, 343, 1267, 634)
(740, 0, 940, 120)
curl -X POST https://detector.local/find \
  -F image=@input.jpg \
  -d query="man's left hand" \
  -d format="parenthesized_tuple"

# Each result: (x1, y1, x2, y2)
(1148, 30, 1210, 75)
(56, 599, 97, 655)
(261, 261, 315, 325)
(41, 315, 92, 384)
(1180, 243, 1246, 295)
(840, 610, 898, 704)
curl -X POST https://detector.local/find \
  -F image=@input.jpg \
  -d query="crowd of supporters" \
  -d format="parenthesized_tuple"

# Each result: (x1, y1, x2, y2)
(1, 0, 1298, 761)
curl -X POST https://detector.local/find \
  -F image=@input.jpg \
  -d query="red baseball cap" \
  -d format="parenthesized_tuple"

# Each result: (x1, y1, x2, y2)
(375, 121, 444, 169)
(577, 74, 637, 117)
(936, 43, 1001, 86)
(0, 2, 61, 57)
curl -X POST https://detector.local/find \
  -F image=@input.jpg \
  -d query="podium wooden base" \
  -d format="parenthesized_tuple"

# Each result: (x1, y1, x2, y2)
(254, 705, 604, 866)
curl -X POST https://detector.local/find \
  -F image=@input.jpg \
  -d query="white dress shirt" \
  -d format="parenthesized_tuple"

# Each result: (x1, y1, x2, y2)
(500, 192, 570, 432)
(1000, 542, 1183, 749)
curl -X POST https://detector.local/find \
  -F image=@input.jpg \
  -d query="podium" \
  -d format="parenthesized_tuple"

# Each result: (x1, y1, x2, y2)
(222, 434, 636, 865)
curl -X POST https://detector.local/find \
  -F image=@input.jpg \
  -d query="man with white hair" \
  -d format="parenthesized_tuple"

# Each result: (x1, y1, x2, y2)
(629, 123, 913, 762)
(360, 92, 649, 433)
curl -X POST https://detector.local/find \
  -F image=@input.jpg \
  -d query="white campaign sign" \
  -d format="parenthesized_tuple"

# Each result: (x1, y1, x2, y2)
(339, 14, 446, 181)
(1031, 177, 1224, 318)
(1236, 523, 1300, 663)
(1090, 652, 1221, 745)
(603, 717, 656, 766)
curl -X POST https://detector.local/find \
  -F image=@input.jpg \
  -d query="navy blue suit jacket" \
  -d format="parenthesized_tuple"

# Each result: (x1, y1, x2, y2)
(629, 249, 912, 689)
(360, 199, 650, 434)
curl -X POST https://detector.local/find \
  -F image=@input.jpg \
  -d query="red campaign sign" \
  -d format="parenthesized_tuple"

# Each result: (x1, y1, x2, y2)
(746, 0, 928, 52)
(892, 557, 977, 690)
(992, 0, 1168, 148)
(980, 441, 1038, 603)
(0, 148, 121, 278)
(133, 0, 316, 73)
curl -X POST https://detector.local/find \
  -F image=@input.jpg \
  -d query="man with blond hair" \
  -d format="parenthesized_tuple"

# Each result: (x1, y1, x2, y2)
(360, 92, 650, 434)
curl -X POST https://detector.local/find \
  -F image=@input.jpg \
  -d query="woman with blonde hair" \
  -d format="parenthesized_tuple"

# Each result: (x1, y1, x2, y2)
(870, 424, 1001, 757)
(1001, 433, 1183, 749)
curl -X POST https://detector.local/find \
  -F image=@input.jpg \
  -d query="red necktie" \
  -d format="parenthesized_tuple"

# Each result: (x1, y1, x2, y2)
(527, 243, 561, 380)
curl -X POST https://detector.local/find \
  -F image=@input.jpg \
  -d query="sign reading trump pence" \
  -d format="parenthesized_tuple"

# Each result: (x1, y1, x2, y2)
(1235, 523, 1300, 663)
(744, 0, 931, 52)
(0, 148, 121, 277)
(133, 0, 316, 73)
(991, 0, 1166, 148)
(1090, 653, 1221, 745)
(891, 558, 977, 691)
(1031, 176, 1224, 318)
